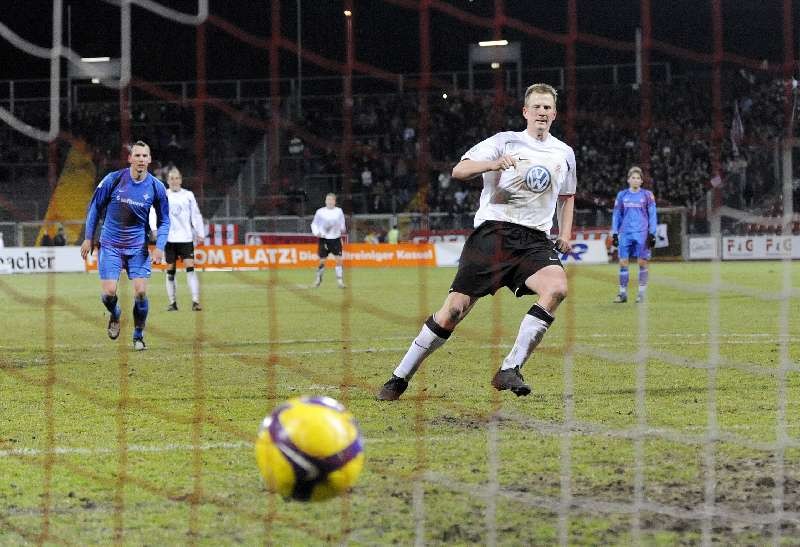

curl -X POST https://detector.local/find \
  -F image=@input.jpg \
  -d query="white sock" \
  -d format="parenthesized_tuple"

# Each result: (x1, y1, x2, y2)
(187, 269, 200, 302)
(500, 304, 554, 371)
(393, 316, 451, 380)
(166, 273, 176, 304)
(335, 265, 343, 281)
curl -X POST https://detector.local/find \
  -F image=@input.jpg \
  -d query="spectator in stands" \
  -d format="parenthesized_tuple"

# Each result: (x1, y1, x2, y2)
(53, 225, 67, 246)
(387, 224, 399, 244)
(40, 231, 53, 247)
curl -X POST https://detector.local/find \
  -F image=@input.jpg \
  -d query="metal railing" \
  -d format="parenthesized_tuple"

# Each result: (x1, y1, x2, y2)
(1, 210, 617, 247)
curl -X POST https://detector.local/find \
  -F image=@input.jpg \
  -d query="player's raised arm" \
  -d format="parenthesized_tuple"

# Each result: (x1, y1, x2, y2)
(452, 156, 516, 180)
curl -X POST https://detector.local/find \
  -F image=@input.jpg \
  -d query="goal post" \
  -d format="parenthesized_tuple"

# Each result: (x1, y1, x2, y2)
(652, 206, 687, 261)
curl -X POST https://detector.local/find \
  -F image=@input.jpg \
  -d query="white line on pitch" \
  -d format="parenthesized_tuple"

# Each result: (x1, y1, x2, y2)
(0, 436, 451, 459)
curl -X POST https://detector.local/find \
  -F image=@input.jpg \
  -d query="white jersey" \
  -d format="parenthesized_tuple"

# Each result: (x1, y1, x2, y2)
(462, 130, 577, 232)
(311, 206, 346, 239)
(149, 188, 205, 243)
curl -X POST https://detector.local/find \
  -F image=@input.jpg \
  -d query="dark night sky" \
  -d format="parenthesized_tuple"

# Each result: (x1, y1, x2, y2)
(1, 1, 797, 86)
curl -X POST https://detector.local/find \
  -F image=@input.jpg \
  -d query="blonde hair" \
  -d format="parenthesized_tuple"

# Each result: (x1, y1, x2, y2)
(168, 167, 182, 178)
(524, 83, 558, 106)
(627, 166, 644, 178)
(325, 193, 337, 200)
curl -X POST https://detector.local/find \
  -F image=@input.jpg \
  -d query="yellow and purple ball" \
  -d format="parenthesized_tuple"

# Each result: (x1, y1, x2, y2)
(255, 396, 364, 501)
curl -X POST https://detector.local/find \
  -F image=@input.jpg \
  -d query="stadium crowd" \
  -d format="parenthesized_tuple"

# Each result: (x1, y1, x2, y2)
(1, 71, 797, 233)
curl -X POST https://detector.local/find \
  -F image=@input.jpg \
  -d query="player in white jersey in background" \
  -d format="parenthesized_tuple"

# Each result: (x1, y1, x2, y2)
(310, 193, 347, 288)
(150, 167, 206, 311)
(378, 83, 576, 400)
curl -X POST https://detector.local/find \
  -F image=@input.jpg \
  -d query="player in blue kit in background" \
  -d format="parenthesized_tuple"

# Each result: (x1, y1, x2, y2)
(611, 166, 658, 303)
(80, 141, 170, 350)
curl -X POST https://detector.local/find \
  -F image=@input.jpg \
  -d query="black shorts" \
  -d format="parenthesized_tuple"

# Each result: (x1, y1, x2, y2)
(165, 241, 195, 264)
(450, 221, 562, 298)
(318, 237, 343, 258)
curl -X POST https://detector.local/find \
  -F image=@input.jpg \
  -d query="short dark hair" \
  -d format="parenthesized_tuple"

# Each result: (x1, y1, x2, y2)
(128, 140, 150, 152)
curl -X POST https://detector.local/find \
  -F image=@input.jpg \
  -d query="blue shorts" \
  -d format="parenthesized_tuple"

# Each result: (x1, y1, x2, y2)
(98, 245, 151, 280)
(618, 233, 651, 260)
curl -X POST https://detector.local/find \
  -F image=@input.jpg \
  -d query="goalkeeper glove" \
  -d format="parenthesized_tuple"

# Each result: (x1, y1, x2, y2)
(647, 233, 656, 248)
(611, 233, 619, 247)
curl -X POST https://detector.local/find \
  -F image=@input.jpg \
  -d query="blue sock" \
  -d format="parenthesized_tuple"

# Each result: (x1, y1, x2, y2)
(133, 295, 149, 339)
(101, 294, 120, 320)
(619, 266, 629, 294)
(639, 266, 649, 293)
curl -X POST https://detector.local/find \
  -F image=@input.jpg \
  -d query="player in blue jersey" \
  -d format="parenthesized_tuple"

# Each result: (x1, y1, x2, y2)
(611, 166, 658, 303)
(80, 141, 170, 350)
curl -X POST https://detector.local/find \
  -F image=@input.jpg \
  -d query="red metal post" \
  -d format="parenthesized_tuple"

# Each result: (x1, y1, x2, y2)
(269, 0, 282, 216)
(710, 0, 723, 210)
(342, 0, 354, 214)
(119, 87, 131, 164)
(491, 0, 505, 132)
(417, 0, 431, 215)
(783, 0, 795, 141)
(639, 0, 653, 181)
(565, 0, 577, 145)
(195, 21, 207, 208)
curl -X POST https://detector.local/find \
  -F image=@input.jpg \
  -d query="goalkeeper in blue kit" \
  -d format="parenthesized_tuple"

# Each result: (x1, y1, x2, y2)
(80, 141, 170, 350)
(611, 166, 658, 303)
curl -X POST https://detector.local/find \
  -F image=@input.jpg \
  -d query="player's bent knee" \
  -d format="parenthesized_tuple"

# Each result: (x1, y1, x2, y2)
(543, 284, 568, 304)
(438, 296, 471, 328)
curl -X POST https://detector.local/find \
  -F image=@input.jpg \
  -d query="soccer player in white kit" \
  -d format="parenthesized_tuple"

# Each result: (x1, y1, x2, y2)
(378, 83, 576, 400)
(310, 193, 347, 288)
(150, 167, 206, 311)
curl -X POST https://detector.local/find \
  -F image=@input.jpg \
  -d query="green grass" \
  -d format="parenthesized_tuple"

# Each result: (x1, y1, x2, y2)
(0, 262, 798, 545)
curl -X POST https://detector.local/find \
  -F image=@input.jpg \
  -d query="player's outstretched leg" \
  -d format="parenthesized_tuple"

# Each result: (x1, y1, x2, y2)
(102, 293, 121, 340)
(166, 267, 178, 311)
(492, 304, 554, 396)
(132, 295, 149, 351)
(377, 315, 452, 400)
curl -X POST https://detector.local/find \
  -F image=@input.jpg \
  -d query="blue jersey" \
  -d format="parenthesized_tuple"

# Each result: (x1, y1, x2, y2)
(85, 169, 170, 250)
(612, 188, 657, 236)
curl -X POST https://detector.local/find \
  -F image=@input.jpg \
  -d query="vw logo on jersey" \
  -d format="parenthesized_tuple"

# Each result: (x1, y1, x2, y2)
(525, 165, 551, 193)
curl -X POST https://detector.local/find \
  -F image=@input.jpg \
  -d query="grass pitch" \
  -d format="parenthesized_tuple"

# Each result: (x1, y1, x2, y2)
(0, 262, 798, 545)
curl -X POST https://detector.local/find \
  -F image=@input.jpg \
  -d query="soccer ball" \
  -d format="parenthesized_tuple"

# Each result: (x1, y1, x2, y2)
(254, 396, 364, 502)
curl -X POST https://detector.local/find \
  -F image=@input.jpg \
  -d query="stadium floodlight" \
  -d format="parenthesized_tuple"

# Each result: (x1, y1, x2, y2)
(478, 39, 508, 47)
(80, 56, 111, 63)
(468, 41, 521, 95)
(343, 9, 352, 17)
